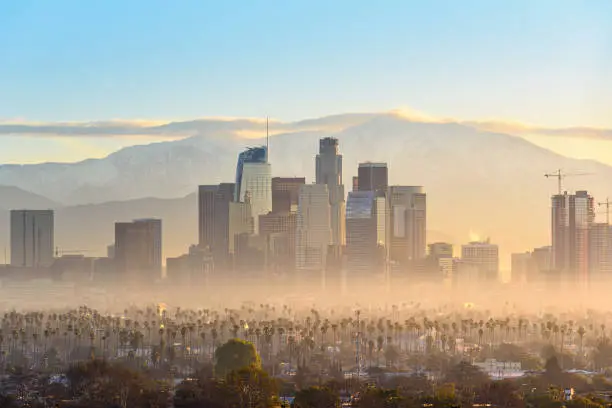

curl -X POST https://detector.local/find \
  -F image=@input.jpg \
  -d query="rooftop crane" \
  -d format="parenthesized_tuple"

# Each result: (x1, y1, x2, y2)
(598, 198, 611, 225)
(544, 169, 594, 196)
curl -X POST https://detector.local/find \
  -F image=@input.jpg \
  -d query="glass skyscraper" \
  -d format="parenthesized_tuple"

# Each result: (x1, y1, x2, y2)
(234, 146, 271, 234)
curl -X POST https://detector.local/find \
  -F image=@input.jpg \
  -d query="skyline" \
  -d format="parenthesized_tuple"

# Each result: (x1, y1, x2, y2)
(2, 0, 612, 163)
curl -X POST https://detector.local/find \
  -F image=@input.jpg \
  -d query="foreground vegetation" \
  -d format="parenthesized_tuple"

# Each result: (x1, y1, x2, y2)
(1, 302, 612, 406)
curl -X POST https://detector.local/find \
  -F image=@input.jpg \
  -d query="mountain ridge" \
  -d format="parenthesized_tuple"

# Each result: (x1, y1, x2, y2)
(2, 113, 611, 265)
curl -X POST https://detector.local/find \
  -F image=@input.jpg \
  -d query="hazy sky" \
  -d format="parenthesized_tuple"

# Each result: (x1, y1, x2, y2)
(1, 0, 611, 162)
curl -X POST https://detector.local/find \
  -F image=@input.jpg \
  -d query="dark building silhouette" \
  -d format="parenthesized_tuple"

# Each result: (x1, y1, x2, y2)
(357, 162, 388, 195)
(345, 191, 387, 274)
(114, 219, 162, 281)
(166, 245, 214, 286)
(10, 209, 54, 268)
(198, 185, 217, 249)
(272, 177, 305, 214)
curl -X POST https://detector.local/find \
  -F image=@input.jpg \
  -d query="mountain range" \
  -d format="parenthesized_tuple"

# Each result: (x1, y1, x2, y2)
(2, 113, 612, 267)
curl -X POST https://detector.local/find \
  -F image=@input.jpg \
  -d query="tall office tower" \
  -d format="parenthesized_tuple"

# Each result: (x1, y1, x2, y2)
(532, 246, 553, 275)
(589, 223, 612, 278)
(296, 184, 332, 271)
(551, 191, 594, 279)
(316, 137, 346, 246)
(114, 218, 162, 279)
(198, 185, 217, 249)
(228, 201, 253, 255)
(212, 183, 236, 261)
(10, 210, 54, 268)
(345, 191, 387, 274)
(461, 240, 499, 280)
(511, 252, 534, 283)
(388, 186, 427, 265)
(352, 177, 359, 192)
(259, 212, 298, 272)
(428, 242, 453, 260)
(272, 177, 305, 214)
(235, 146, 271, 234)
(357, 162, 388, 195)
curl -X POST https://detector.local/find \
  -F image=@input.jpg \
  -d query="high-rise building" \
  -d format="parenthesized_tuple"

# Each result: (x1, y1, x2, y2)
(296, 184, 332, 271)
(461, 240, 499, 281)
(428, 242, 453, 259)
(260, 211, 298, 272)
(589, 223, 612, 278)
(388, 186, 427, 265)
(316, 137, 346, 246)
(551, 191, 594, 279)
(511, 252, 533, 283)
(272, 177, 305, 214)
(352, 176, 359, 192)
(345, 191, 387, 274)
(212, 183, 236, 262)
(235, 146, 271, 234)
(114, 219, 162, 279)
(198, 185, 218, 249)
(10, 210, 54, 268)
(358, 162, 388, 195)
(228, 202, 253, 255)
(166, 245, 214, 286)
(532, 246, 553, 275)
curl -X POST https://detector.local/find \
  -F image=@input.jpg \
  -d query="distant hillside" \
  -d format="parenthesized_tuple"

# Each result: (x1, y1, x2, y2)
(2, 113, 612, 264)
(0, 194, 196, 262)
(0, 185, 59, 210)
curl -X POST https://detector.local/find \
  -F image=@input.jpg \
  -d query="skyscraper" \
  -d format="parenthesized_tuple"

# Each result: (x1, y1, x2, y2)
(345, 191, 387, 274)
(198, 185, 217, 249)
(388, 186, 427, 265)
(114, 218, 162, 279)
(296, 184, 332, 271)
(588, 223, 612, 278)
(357, 162, 388, 195)
(272, 177, 305, 214)
(212, 183, 236, 262)
(235, 146, 271, 234)
(316, 137, 346, 246)
(10, 209, 54, 268)
(551, 191, 594, 279)
(461, 240, 499, 281)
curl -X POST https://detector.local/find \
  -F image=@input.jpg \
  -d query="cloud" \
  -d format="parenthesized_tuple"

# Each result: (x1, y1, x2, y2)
(1, 110, 612, 142)
(463, 119, 612, 141)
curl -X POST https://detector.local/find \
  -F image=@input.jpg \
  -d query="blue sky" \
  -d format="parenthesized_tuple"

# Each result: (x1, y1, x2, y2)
(1, 0, 611, 162)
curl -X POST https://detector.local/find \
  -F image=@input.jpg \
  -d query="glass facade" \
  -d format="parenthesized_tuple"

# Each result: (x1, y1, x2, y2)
(234, 146, 268, 202)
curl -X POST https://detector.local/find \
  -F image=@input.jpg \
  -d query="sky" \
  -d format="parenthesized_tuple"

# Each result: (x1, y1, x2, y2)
(1, 0, 611, 163)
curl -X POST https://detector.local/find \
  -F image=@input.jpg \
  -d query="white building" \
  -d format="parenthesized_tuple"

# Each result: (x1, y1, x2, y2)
(296, 184, 332, 271)
(10, 209, 54, 268)
(238, 162, 272, 234)
(474, 359, 523, 379)
(461, 240, 499, 281)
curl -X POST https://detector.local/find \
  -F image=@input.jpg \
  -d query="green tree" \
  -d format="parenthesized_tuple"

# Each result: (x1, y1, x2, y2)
(355, 387, 403, 408)
(294, 386, 340, 408)
(224, 366, 278, 408)
(215, 338, 261, 377)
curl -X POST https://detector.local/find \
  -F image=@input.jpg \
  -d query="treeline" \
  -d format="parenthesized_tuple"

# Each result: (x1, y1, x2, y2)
(3, 338, 612, 408)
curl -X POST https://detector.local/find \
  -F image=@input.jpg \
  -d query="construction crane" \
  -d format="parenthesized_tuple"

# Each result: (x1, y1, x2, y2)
(598, 198, 611, 225)
(544, 169, 594, 195)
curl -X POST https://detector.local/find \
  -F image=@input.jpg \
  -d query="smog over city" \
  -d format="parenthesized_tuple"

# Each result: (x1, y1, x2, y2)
(2, 1, 612, 407)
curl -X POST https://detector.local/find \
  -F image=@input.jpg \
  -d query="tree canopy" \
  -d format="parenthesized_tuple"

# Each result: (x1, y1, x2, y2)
(214, 338, 262, 377)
